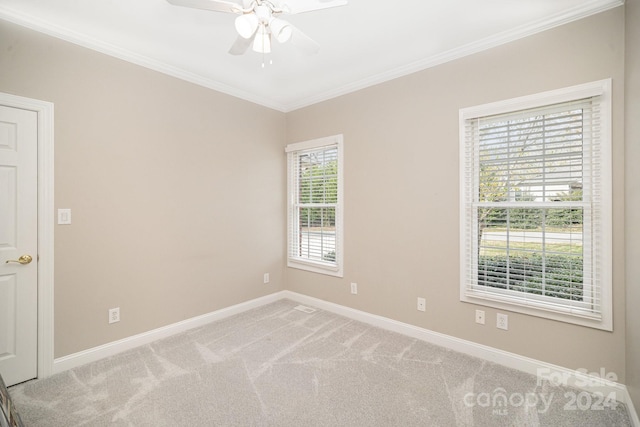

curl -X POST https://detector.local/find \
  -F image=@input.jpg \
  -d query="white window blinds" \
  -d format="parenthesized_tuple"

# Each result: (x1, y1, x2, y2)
(287, 135, 343, 277)
(460, 80, 612, 330)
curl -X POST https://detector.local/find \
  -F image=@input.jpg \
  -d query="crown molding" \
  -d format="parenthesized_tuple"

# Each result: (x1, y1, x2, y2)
(0, 6, 288, 112)
(0, 0, 624, 113)
(284, 0, 625, 112)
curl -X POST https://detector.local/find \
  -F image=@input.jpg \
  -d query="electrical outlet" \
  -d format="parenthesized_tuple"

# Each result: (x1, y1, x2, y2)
(475, 309, 485, 325)
(108, 307, 120, 324)
(417, 297, 426, 312)
(497, 313, 508, 330)
(350, 282, 357, 294)
(263, 273, 270, 284)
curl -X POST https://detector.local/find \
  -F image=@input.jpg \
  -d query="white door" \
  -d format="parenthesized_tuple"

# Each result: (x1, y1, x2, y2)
(0, 105, 38, 386)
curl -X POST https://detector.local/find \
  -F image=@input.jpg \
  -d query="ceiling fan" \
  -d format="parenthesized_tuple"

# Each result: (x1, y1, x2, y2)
(167, 0, 348, 57)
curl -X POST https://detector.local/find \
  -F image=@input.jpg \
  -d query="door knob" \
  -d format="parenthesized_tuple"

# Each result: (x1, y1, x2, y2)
(5, 255, 33, 265)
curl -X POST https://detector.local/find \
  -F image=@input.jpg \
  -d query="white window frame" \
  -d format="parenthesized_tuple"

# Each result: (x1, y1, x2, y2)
(286, 134, 344, 277)
(459, 80, 612, 331)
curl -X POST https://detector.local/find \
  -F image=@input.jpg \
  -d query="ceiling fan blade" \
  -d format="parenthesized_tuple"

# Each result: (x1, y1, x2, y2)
(228, 32, 257, 55)
(281, 0, 347, 14)
(167, 0, 242, 13)
(289, 25, 320, 55)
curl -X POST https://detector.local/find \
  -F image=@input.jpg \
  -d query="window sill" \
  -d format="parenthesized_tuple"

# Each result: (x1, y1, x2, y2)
(287, 258, 343, 278)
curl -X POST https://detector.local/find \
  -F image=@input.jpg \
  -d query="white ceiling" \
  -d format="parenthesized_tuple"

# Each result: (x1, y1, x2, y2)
(0, 0, 623, 112)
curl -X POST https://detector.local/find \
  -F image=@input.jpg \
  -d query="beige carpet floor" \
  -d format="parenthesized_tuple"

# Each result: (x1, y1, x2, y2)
(9, 299, 633, 426)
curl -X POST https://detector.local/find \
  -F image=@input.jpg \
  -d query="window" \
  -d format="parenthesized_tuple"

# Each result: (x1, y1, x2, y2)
(286, 135, 344, 277)
(460, 80, 612, 330)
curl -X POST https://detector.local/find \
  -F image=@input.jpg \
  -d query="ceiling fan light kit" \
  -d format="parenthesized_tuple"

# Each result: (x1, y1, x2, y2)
(270, 17, 292, 43)
(234, 13, 259, 39)
(253, 26, 272, 53)
(168, 0, 348, 59)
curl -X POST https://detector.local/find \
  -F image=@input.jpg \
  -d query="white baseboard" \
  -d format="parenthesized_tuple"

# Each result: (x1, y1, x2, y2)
(281, 291, 639, 425)
(52, 290, 639, 425)
(53, 292, 286, 374)
(628, 397, 640, 427)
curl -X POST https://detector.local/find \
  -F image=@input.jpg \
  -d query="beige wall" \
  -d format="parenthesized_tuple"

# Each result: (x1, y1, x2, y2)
(0, 20, 287, 357)
(0, 5, 634, 392)
(625, 0, 640, 411)
(286, 8, 627, 378)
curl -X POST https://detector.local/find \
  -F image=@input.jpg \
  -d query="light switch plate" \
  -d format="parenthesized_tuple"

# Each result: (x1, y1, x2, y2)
(58, 208, 71, 225)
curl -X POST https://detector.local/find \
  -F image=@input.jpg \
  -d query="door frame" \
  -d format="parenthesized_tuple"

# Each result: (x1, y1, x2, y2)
(0, 92, 54, 380)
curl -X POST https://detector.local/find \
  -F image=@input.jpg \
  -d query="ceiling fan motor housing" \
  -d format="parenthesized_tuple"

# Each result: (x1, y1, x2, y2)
(167, 0, 347, 56)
